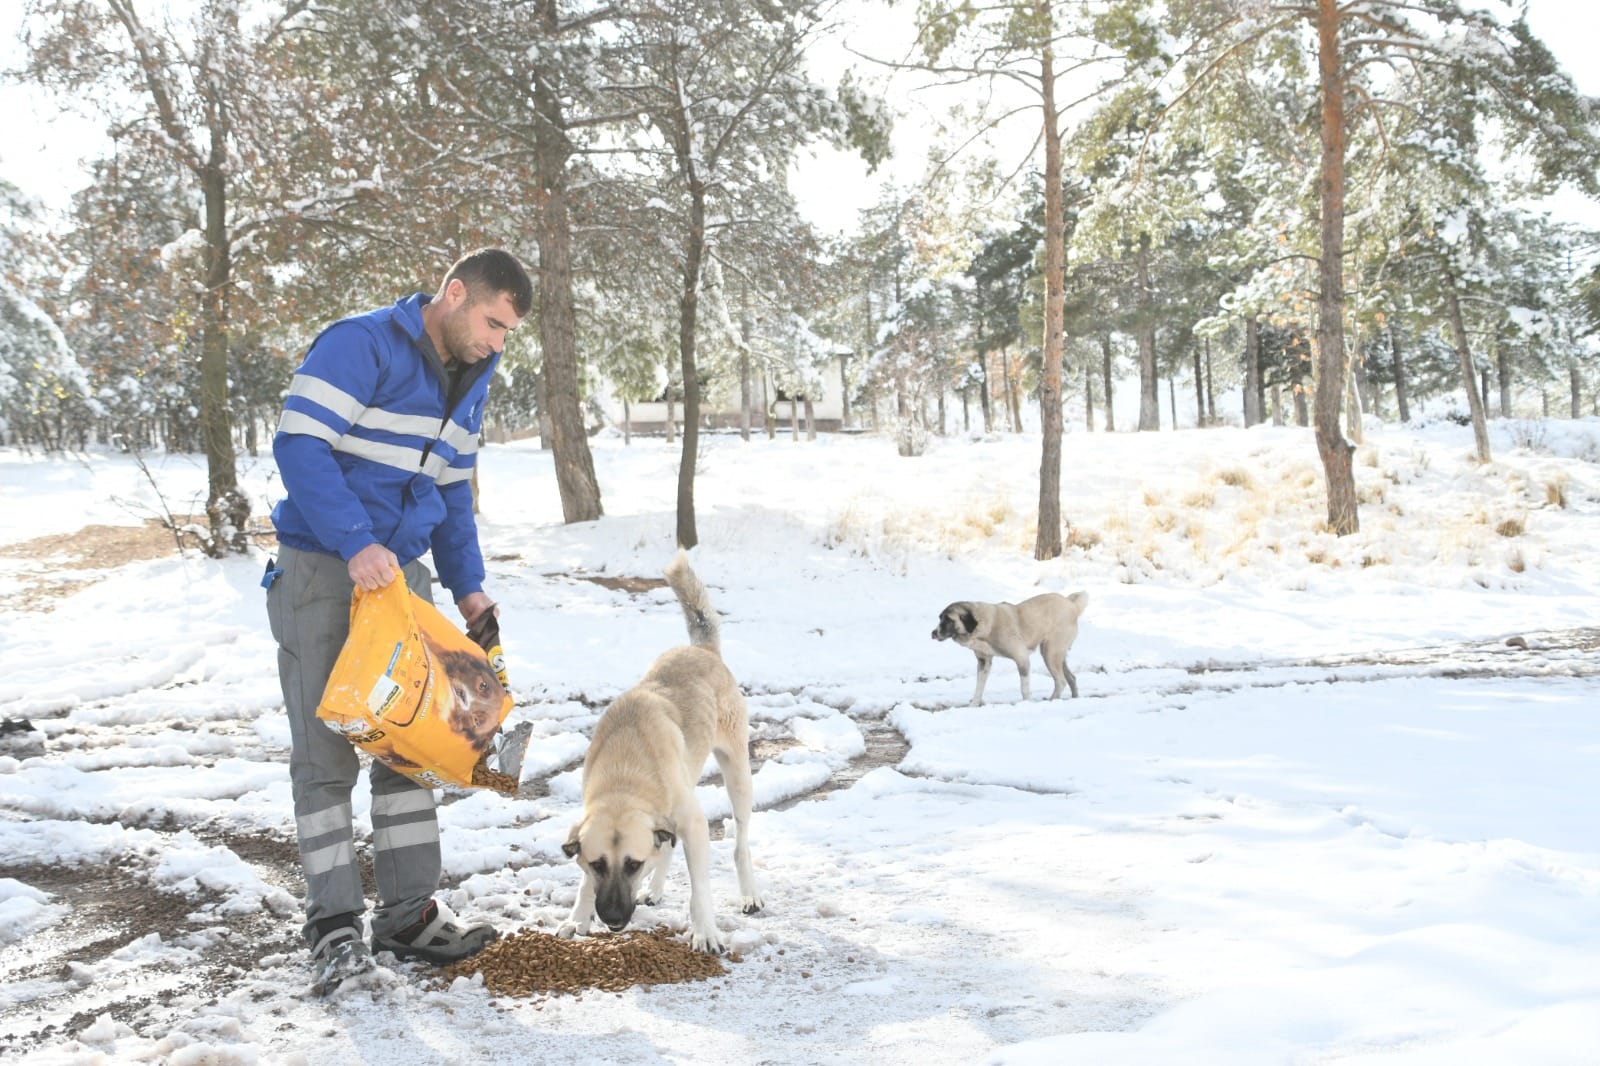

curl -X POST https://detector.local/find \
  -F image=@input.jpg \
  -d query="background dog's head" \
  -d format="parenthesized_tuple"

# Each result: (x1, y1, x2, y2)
(932, 603, 979, 643)
(422, 634, 506, 752)
(562, 809, 677, 931)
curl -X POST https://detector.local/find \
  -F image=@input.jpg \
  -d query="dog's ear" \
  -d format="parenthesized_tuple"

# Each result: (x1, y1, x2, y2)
(958, 606, 979, 634)
(653, 827, 677, 849)
(562, 820, 583, 858)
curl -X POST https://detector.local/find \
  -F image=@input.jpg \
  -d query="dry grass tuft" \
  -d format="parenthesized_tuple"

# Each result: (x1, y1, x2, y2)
(1545, 477, 1568, 509)
(1214, 467, 1254, 489)
(1495, 516, 1525, 538)
(1065, 525, 1102, 550)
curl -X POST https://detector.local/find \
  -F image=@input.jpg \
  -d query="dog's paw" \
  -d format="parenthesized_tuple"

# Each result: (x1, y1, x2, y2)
(688, 927, 725, 955)
(636, 891, 663, 906)
(740, 892, 765, 915)
(555, 921, 580, 940)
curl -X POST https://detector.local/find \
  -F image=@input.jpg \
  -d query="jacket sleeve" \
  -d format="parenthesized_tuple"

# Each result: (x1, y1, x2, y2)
(272, 321, 383, 561)
(429, 477, 486, 601)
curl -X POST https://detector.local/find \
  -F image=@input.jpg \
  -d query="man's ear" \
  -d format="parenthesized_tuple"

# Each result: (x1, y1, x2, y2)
(562, 820, 583, 858)
(653, 827, 677, 850)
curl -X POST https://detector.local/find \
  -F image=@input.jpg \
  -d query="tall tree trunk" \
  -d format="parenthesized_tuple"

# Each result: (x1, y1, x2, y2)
(675, 184, 706, 547)
(535, 369, 554, 450)
(1136, 233, 1159, 431)
(763, 374, 775, 439)
(978, 351, 993, 431)
(1243, 317, 1263, 426)
(1573, 366, 1583, 419)
(1314, 0, 1358, 533)
(533, 15, 604, 522)
(739, 290, 753, 442)
(1204, 337, 1216, 425)
(1168, 375, 1177, 429)
(1034, 28, 1066, 559)
(1442, 269, 1491, 462)
(1345, 342, 1364, 445)
(1101, 334, 1115, 432)
(199, 154, 247, 555)
(739, 350, 752, 441)
(1294, 386, 1309, 427)
(1000, 349, 1017, 431)
(1085, 363, 1095, 430)
(1495, 337, 1512, 417)
(622, 398, 631, 445)
(1272, 383, 1284, 426)
(839, 355, 851, 429)
(1192, 344, 1205, 427)
(1390, 327, 1411, 423)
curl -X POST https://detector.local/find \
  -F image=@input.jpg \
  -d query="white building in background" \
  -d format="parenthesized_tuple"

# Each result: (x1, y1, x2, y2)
(614, 352, 856, 435)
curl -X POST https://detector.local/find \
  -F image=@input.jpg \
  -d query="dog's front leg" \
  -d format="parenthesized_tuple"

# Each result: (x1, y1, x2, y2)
(971, 655, 991, 705)
(678, 802, 724, 954)
(557, 872, 597, 939)
(1015, 656, 1032, 701)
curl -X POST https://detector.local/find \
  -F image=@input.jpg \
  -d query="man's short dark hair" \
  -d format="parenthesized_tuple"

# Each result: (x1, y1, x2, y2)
(444, 248, 534, 318)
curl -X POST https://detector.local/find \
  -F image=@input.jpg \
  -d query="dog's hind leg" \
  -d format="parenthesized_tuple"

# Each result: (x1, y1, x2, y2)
(1063, 659, 1078, 698)
(1042, 641, 1069, 699)
(971, 655, 992, 705)
(715, 739, 765, 916)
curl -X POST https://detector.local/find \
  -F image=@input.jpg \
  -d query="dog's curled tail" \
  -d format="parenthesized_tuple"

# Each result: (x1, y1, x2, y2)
(664, 550, 721, 654)
(1068, 590, 1089, 613)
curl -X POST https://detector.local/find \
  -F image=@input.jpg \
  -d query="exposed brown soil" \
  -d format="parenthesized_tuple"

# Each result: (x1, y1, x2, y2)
(0, 517, 279, 613)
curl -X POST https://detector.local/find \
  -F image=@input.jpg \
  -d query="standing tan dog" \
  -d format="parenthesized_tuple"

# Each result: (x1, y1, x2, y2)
(932, 591, 1089, 705)
(558, 552, 763, 954)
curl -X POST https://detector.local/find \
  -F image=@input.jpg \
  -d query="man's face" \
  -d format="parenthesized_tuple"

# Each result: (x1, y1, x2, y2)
(439, 282, 522, 365)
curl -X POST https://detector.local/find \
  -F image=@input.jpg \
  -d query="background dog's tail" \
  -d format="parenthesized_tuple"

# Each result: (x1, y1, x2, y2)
(1068, 590, 1089, 614)
(664, 550, 722, 654)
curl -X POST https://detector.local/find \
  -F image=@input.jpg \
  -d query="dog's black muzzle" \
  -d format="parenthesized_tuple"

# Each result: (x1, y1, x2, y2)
(596, 876, 636, 931)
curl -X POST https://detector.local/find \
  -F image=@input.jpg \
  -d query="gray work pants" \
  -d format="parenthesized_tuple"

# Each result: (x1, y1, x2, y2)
(265, 544, 441, 945)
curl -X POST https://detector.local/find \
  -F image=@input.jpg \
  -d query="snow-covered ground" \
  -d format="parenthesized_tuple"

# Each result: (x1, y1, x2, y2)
(2, 416, 1598, 1065)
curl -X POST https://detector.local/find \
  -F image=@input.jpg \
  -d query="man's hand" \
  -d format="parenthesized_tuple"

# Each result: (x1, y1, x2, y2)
(457, 591, 497, 626)
(348, 543, 400, 591)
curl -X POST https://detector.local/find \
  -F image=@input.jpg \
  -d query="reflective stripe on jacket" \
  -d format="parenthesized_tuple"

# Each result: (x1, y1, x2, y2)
(269, 293, 496, 599)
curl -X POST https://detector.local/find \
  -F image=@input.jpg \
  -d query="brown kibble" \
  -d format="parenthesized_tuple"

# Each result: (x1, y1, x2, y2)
(469, 755, 519, 795)
(436, 928, 728, 998)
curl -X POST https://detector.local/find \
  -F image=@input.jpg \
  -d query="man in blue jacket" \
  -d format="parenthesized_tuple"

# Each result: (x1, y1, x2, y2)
(265, 248, 533, 995)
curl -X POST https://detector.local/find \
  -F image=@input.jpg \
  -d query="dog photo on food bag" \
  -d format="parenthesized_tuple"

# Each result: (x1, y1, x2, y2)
(558, 551, 763, 955)
(932, 590, 1089, 705)
(422, 630, 508, 752)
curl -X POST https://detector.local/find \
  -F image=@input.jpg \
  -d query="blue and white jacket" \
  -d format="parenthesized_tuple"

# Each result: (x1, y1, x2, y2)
(270, 293, 497, 600)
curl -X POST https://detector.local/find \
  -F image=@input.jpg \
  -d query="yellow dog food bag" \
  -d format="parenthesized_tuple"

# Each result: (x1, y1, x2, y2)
(316, 570, 513, 790)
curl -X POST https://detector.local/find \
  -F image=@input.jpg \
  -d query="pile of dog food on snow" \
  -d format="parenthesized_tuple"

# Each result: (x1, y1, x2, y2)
(438, 928, 730, 996)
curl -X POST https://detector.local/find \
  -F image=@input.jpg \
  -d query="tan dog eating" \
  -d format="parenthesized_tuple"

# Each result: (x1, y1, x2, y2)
(558, 552, 763, 954)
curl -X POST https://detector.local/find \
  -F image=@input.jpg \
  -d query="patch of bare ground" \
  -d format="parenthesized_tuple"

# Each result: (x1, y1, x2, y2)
(0, 852, 300, 1057)
(0, 517, 275, 613)
(550, 571, 669, 596)
(1183, 627, 1600, 681)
